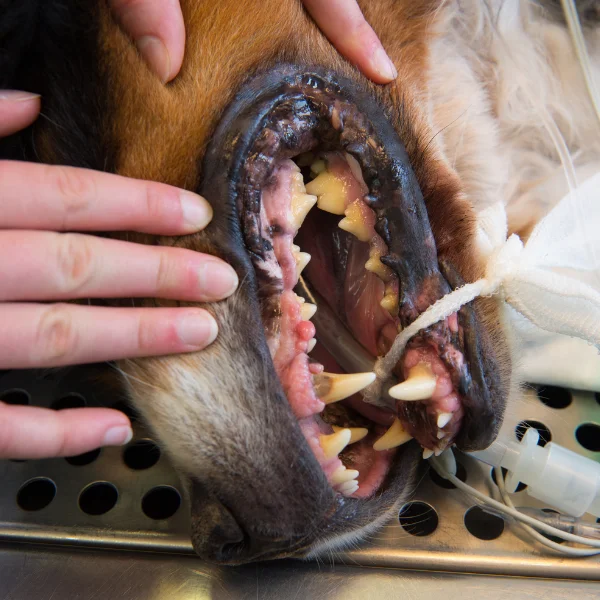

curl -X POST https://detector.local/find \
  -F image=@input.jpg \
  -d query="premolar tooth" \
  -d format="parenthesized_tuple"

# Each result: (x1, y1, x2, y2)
(295, 293, 305, 305)
(310, 159, 326, 174)
(338, 480, 359, 495)
(319, 429, 351, 460)
(295, 251, 311, 274)
(307, 338, 317, 353)
(305, 171, 347, 215)
(388, 363, 437, 401)
(373, 418, 412, 451)
(300, 302, 317, 321)
(422, 448, 434, 460)
(380, 292, 399, 316)
(331, 465, 359, 485)
(313, 372, 376, 404)
(437, 412, 452, 428)
(365, 251, 394, 282)
(291, 193, 317, 229)
(338, 204, 371, 242)
(332, 425, 368, 444)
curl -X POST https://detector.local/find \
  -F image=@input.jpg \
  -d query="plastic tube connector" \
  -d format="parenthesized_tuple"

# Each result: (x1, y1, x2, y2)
(469, 428, 600, 518)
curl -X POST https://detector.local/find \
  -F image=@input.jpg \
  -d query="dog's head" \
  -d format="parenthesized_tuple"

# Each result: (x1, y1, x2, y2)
(3, 0, 514, 563)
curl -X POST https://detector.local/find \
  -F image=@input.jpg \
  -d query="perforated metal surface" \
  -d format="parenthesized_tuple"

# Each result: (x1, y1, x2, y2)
(1, 366, 600, 581)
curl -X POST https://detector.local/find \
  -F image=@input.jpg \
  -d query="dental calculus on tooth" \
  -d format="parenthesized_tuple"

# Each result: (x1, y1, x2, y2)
(388, 363, 437, 401)
(338, 202, 372, 242)
(373, 418, 412, 451)
(305, 169, 347, 215)
(312, 371, 376, 405)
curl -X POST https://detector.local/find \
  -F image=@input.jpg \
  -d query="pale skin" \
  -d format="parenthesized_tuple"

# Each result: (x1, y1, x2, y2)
(0, 0, 396, 460)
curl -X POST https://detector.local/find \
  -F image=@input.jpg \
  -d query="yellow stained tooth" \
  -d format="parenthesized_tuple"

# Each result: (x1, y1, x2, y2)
(305, 171, 347, 215)
(291, 193, 317, 229)
(380, 293, 399, 316)
(300, 302, 317, 321)
(295, 293, 306, 305)
(365, 251, 394, 282)
(388, 363, 437, 401)
(291, 170, 306, 193)
(373, 418, 412, 451)
(306, 338, 317, 353)
(338, 204, 371, 242)
(332, 425, 368, 444)
(319, 429, 351, 460)
(310, 159, 326, 174)
(313, 372, 376, 404)
(330, 465, 359, 485)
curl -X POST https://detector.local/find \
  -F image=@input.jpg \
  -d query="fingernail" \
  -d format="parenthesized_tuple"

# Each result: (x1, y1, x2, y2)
(198, 262, 239, 299)
(176, 312, 219, 348)
(103, 426, 133, 447)
(371, 46, 397, 81)
(0, 90, 41, 103)
(136, 36, 171, 83)
(180, 192, 213, 231)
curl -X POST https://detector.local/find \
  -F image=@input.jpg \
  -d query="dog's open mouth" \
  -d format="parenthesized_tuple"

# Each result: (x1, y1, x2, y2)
(204, 65, 501, 504)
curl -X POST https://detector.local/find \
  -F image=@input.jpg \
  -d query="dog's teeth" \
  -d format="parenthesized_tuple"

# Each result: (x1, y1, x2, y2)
(313, 372, 376, 404)
(291, 193, 317, 229)
(388, 363, 437, 401)
(434, 448, 444, 457)
(338, 204, 371, 242)
(436, 430, 446, 440)
(310, 159, 326, 174)
(373, 418, 412, 451)
(296, 251, 311, 274)
(295, 293, 306, 305)
(338, 480, 359, 496)
(437, 412, 452, 428)
(422, 448, 434, 460)
(380, 292, 399, 316)
(331, 465, 359, 485)
(307, 338, 317, 353)
(365, 251, 394, 282)
(305, 171, 347, 215)
(319, 429, 351, 460)
(332, 425, 368, 444)
(300, 302, 317, 321)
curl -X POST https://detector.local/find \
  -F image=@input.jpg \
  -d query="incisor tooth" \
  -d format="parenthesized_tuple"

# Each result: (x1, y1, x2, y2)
(295, 293, 305, 305)
(305, 171, 347, 215)
(373, 418, 412, 451)
(338, 480, 359, 495)
(331, 465, 359, 485)
(291, 193, 317, 229)
(319, 429, 351, 460)
(313, 372, 376, 404)
(310, 159, 326, 174)
(437, 412, 452, 428)
(307, 338, 317, 353)
(332, 425, 368, 444)
(300, 302, 317, 321)
(388, 363, 437, 401)
(339, 204, 371, 242)
(295, 251, 311, 274)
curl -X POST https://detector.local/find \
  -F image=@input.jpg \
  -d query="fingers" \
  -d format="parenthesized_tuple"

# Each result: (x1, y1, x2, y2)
(0, 231, 238, 303)
(302, 0, 397, 84)
(0, 404, 132, 460)
(0, 161, 212, 235)
(109, 0, 185, 83)
(0, 304, 219, 369)
(0, 91, 41, 136)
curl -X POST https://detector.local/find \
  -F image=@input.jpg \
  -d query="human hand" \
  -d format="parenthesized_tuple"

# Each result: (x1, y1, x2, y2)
(110, 0, 396, 85)
(0, 91, 238, 459)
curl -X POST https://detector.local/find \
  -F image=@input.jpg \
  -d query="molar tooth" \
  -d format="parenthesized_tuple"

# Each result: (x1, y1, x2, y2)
(422, 448, 434, 460)
(306, 338, 317, 353)
(331, 465, 359, 485)
(373, 418, 412, 451)
(338, 204, 371, 242)
(319, 429, 351, 460)
(332, 425, 368, 444)
(291, 193, 317, 229)
(437, 412, 452, 429)
(338, 480, 359, 495)
(388, 363, 437, 401)
(300, 302, 317, 321)
(313, 372, 376, 404)
(305, 171, 347, 215)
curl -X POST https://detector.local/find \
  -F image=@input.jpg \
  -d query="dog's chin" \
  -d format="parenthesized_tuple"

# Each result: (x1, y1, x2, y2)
(170, 64, 507, 565)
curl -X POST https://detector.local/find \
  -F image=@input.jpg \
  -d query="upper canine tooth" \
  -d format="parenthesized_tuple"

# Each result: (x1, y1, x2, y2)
(300, 302, 317, 321)
(338, 204, 371, 242)
(305, 171, 347, 215)
(373, 418, 412, 451)
(332, 425, 368, 444)
(437, 412, 452, 428)
(331, 465, 359, 485)
(319, 429, 351, 460)
(388, 363, 437, 401)
(291, 193, 317, 229)
(313, 372, 376, 404)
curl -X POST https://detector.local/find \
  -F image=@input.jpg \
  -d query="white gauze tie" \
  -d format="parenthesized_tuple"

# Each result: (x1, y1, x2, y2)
(363, 172, 600, 402)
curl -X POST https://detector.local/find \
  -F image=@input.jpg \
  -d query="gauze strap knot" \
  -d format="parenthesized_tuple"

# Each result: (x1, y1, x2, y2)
(363, 172, 600, 404)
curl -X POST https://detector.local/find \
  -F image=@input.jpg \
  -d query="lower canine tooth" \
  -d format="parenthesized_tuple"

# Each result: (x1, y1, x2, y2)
(319, 429, 351, 460)
(313, 372, 376, 404)
(305, 171, 347, 215)
(422, 449, 434, 460)
(338, 204, 371, 242)
(373, 418, 412, 451)
(338, 480, 359, 495)
(332, 425, 368, 444)
(291, 193, 317, 229)
(300, 302, 317, 321)
(437, 412, 452, 428)
(388, 363, 437, 401)
(307, 338, 317, 353)
(331, 465, 359, 485)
